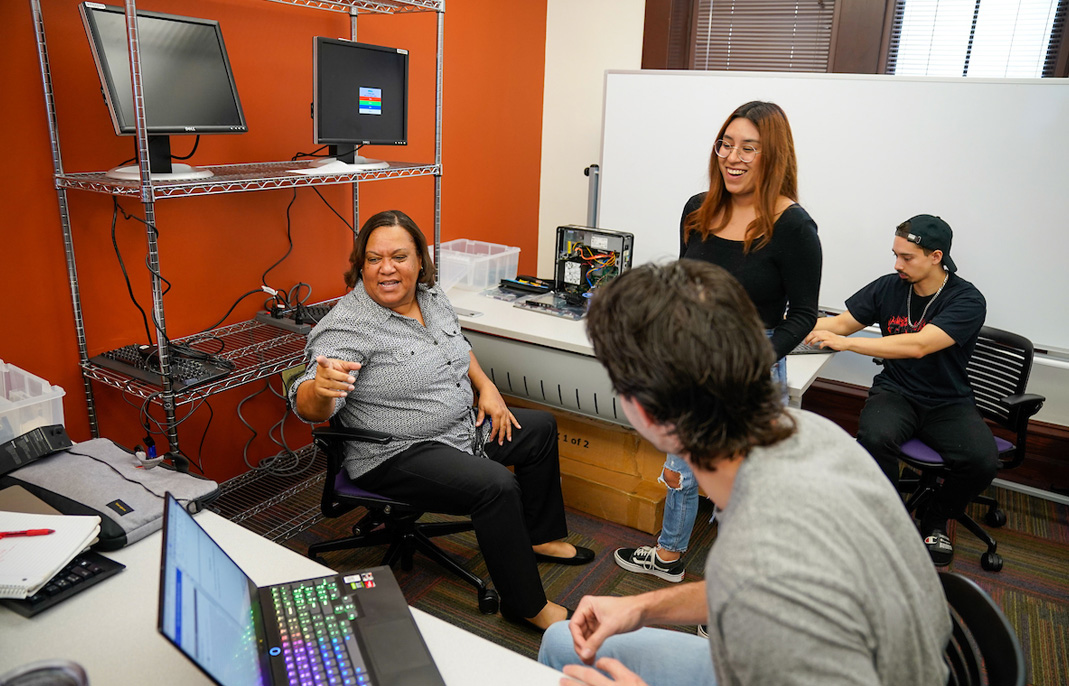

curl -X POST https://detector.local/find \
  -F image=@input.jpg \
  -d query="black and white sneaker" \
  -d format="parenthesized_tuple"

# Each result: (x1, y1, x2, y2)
(613, 546, 685, 583)
(697, 624, 708, 638)
(923, 530, 954, 567)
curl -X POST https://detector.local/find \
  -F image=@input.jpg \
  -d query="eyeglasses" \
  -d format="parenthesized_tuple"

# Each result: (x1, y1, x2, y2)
(714, 139, 760, 164)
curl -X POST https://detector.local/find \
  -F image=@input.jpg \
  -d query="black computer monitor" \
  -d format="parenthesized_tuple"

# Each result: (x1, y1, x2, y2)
(311, 37, 409, 172)
(79, 2, 247, 180)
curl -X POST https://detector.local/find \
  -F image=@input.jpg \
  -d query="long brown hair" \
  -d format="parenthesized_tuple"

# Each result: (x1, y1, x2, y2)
(684, 101, 799, 253)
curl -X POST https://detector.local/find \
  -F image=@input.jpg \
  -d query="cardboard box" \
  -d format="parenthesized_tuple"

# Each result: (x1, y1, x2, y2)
(506, 396, 667, 534)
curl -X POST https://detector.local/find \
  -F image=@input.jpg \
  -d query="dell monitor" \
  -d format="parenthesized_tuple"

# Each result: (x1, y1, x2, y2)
(311, 37, 409, 173)
(80, 2, 247, 180)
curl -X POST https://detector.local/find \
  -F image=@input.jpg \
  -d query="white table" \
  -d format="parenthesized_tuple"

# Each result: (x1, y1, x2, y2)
(447, 288, 834, 410)
(0, 511, 563, 686)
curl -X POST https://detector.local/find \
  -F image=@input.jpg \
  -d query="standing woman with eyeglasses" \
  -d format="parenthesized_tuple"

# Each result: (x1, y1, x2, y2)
(613, 101, 823, 593)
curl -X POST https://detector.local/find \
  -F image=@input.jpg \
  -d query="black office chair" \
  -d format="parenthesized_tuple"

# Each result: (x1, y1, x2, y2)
(307, 421, 500, 614)
(940, 571, 1026, 686)
(898, 326, 1046, 571)
(282, 367, 500, 615)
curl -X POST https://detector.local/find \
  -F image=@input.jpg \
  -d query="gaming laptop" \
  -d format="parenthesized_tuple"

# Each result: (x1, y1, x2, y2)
(157, 493, 445, 686)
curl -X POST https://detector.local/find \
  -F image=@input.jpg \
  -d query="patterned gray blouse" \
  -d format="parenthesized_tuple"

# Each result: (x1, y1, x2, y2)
(289, 282, 477, 479)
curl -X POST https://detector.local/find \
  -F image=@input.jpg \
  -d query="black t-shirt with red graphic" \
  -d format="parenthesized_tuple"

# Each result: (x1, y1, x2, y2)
(845, 272, 986, 405)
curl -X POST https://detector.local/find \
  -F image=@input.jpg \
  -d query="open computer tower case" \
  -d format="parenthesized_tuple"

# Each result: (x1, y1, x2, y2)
(516, 225, 634, 319)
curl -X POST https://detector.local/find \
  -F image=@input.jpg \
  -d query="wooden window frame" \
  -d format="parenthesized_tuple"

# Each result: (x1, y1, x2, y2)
(643, 0, 1069, 76)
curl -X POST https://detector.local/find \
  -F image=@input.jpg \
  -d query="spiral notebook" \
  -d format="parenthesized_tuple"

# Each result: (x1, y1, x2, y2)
(0, 511, 101, 599)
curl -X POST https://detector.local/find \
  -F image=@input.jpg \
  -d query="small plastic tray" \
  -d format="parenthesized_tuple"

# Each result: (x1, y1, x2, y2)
(438, 239, 520, 291)
(0, 360, 66, 444)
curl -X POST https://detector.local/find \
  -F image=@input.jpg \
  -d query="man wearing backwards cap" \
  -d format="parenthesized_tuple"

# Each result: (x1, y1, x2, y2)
(806, 214, 997, 566)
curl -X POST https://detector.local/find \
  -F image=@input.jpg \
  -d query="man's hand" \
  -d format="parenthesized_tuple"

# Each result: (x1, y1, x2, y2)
(561, 658, 649, 686)
(569, 595, 646, 665)
(803, 329, 852, 352)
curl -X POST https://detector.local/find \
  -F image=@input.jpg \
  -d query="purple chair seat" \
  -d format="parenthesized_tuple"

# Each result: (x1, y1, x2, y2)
(333, 472, 388, 500)
(900, 436, 1013, 466)
(899, 438, 945, 465)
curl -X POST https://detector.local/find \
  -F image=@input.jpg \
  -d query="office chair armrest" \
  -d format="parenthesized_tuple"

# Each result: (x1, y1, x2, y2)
(993, 393, 1046, 471)
(999, 393, 1046, 418)
(312, 426, 392, 445)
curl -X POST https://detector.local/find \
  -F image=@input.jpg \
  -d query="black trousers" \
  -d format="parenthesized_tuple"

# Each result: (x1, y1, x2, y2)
(355, 408, 567, 617)
(856, 387, 998, 525)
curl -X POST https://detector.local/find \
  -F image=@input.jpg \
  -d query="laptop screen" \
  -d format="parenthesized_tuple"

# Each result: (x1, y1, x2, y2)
(158, 495, 266, 686)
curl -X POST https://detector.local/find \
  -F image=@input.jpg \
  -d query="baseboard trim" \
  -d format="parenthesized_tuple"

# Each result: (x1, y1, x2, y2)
(991, 478, 1069, 506)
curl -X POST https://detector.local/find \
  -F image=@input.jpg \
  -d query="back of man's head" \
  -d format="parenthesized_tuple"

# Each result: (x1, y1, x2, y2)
(586, 260, 793, 468)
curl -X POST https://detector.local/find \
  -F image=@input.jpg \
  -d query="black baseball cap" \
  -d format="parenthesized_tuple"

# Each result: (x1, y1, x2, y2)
(895, 214, 957, 273)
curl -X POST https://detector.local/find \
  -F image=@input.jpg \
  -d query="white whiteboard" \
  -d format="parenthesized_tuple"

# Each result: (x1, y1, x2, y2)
(599, 71, 1069, 353)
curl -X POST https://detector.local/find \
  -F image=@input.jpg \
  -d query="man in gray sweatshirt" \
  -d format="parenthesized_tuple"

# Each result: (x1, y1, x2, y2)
(538, 260, 950, 686)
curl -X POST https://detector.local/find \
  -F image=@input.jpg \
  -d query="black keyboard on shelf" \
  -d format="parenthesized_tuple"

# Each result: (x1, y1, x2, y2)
(255, 300, 337, 335)
(90, 344, 234, 389)
(1, 550, 125, 617)
(790, 340, 837, 355)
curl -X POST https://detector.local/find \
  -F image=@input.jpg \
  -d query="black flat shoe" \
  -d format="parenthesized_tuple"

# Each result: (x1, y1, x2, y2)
(534, 545, 595, 566)
(500, 605, 575, 632)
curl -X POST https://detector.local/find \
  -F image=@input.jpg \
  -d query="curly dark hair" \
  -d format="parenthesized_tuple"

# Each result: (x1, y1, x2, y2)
(585, 260, 795, 469)
(343, 210, 437, 289)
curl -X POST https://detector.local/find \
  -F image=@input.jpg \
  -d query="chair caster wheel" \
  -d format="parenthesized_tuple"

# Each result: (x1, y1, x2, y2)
(985, 509, 1007, 528)
(981, 552, 1003, 572)
(479, 589, 500, 614)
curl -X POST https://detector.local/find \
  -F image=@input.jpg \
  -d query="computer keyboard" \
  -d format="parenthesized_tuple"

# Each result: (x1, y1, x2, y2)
(790, 340, 836, 355)
(0, 550, 125, 617)
(90, 344, 234, 388)
(271, 577, 368, 685)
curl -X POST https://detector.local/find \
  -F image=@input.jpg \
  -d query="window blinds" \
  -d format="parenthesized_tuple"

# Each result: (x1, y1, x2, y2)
(692, 0, 836, 72)
(887, 0, 1066, 77)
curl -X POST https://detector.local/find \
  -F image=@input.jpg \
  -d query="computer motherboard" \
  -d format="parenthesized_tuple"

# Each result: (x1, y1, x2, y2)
(553, 225, 634, 306)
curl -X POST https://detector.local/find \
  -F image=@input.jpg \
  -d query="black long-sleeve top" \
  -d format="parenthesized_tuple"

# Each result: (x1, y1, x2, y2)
(679, 192, 822, 359)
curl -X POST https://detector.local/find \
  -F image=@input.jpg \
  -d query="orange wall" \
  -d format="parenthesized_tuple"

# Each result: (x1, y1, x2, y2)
(0, 0, 547, 482)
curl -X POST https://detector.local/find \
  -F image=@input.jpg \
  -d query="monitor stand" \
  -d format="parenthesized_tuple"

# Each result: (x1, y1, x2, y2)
(307, 144, 390, 173)
(105, 163, 214, 181)
(105, 135, 214, 181)
(305, 156, 390, 173)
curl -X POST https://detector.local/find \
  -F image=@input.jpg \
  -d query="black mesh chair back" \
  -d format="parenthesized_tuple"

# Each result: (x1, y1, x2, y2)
(967, 327, 1041, 469)
(940, 571, 1026, 686)
(898, 326, 1045, 571)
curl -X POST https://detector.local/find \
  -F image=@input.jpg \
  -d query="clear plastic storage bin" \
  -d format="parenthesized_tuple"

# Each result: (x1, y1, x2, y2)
(438, 239, 520, 291)
(0, 360, 66, 444)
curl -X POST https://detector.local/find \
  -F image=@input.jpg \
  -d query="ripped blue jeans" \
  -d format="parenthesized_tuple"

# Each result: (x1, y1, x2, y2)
(656, 343, 788, 554)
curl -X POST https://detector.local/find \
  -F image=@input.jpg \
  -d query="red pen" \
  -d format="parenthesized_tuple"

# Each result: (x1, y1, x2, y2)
(0, 529, 55, 539)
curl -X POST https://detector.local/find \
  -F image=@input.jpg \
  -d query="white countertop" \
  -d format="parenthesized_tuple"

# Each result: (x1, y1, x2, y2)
(0, 510, 563, 686)
(447, 287, 834, 405)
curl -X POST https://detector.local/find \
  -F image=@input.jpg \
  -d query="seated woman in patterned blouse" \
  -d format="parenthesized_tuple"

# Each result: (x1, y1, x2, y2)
(291, 209, 594, 631)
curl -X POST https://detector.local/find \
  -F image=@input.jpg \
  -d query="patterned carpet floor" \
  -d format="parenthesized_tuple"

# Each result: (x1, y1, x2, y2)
(275, 485, 1069, 685)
